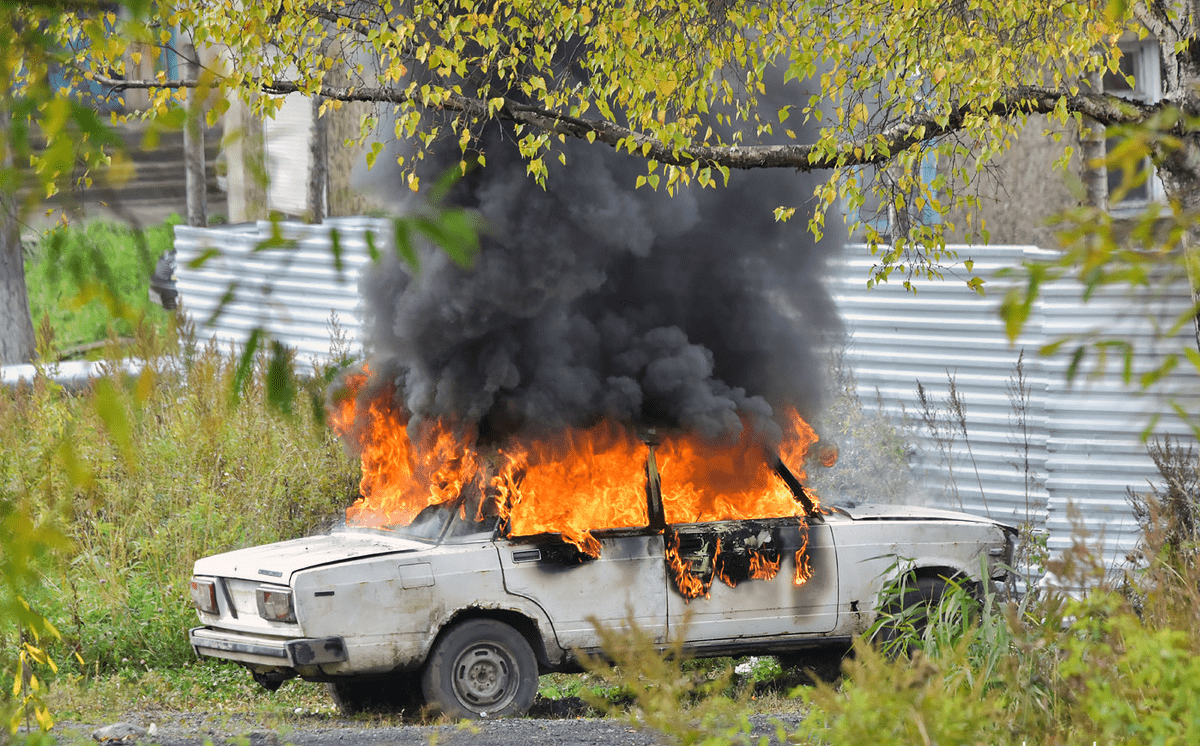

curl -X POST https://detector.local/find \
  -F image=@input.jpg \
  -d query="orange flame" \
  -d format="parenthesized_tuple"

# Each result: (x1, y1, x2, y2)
(657, 407, 819, 524)
(794, 531, 813, 587)
(328, 371, 479, 528)
(331, 371, 828, 591)
(490, 422, 648, 556)
(749, 551, 782, 581)
(779, 406, 824, 481)
(665, 532, 712, 601)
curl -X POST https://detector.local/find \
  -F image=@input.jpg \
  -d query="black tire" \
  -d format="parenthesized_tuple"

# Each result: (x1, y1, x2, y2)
(421, 619, 538, 719)
(326, 671, 425, 716)
(872, 576, 949, 653)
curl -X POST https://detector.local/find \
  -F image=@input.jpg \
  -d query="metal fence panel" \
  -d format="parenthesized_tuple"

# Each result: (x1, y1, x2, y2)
(1039, 277, 1199, 567)
(173, 217, 388, 366)
(830, 245, 1052, 532)
(831, 243, 1199, 569)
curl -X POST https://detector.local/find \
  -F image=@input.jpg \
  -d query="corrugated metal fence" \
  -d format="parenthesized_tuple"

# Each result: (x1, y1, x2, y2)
(172, 223, 1199, 568)
(832, 244, 1200, 568)
(173, 217, 388, 365)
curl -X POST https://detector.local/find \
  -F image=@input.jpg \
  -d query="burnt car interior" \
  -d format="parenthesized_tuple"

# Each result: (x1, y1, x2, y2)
(361, 437, 823, 601)
(486, 440, 821, 597)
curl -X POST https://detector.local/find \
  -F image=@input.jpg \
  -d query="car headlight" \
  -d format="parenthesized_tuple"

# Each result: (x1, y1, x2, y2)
(256, 586, 297, 623)
(189, 577, 219, 614)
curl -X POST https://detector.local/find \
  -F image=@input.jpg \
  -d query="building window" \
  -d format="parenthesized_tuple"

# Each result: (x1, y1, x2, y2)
(846, 148, 942, 240)
(1103, 39, 1164, 211)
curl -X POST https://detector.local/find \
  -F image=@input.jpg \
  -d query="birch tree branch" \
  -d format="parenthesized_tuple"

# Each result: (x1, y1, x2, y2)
(93, 75, 1165, 172)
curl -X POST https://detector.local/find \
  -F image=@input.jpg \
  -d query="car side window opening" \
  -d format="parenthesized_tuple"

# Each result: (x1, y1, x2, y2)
(648, 444, 817, 601)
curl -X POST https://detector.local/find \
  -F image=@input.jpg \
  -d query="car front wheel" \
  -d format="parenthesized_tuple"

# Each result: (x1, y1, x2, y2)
(421, 619, 538, 719)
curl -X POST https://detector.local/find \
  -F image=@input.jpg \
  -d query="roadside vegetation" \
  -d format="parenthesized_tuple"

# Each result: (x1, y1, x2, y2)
(24, 219, 179, 360)
(4, 221, 1200, 745)
(3, 221, 361, 733)
(1, 318, 361, 729)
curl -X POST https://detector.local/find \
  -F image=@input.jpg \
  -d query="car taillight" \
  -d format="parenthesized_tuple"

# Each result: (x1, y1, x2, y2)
(256, 587, 296, 623)
(190, 577, 219, 614)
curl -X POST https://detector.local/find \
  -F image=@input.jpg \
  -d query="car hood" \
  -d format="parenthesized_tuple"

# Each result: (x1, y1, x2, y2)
(193, 529, 429, 582)
(833, 503, 1016, 530)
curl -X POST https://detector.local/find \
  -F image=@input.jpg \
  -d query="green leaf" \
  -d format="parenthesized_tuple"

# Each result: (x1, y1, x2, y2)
(999, 288, 1030, 342)
(266, 341, 296, 415)
(92, 378, 134, 466)
(329, 228, 344, 273)
(414, 210, 480, 268)
(393, 219, 420, 271)
(1184, 345, 1200, 374)
(231, 329, 263, 404)
(186, 247, 221, 269)
(1066, 346, 1085, 383)
(1139, 355, 1178, 389)
(206, 283, 239, 328)
(56, 439, 94, 490)
(365, 230, 382, 263)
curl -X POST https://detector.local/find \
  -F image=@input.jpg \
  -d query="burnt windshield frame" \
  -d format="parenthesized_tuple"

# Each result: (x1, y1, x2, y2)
(771, 457, 819, 518)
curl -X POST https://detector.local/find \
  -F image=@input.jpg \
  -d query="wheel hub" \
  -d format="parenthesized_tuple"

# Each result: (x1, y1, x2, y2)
(453, 643, 514, 710)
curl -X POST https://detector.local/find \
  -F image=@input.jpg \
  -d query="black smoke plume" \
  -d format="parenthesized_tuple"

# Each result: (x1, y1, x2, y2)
(350, 108, 844, 448)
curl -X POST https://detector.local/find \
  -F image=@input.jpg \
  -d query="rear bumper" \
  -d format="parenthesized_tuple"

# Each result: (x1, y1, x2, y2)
(190, 627, 347, 669)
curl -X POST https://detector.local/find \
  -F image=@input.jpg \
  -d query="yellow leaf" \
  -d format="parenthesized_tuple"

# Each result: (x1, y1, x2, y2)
(35, 705, 54, 731)
(656, 71, 677, 98)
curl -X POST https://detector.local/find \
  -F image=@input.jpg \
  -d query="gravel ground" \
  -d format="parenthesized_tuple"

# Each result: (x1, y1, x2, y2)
(53, 709, 807, 746)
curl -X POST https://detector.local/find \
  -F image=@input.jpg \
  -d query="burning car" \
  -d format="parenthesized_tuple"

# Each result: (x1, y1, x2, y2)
(189, 391, 1016, 719)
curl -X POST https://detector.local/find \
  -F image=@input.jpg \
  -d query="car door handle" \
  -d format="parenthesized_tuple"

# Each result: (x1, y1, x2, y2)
(512, 549, 541, 563)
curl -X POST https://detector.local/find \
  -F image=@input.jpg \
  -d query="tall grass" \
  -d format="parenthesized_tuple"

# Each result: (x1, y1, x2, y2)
(24, 219, 178, 357)
(0, 317, 360, 680)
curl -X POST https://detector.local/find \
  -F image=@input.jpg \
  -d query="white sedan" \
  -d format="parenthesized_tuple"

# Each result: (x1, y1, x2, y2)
(188, 451, 1015, 720)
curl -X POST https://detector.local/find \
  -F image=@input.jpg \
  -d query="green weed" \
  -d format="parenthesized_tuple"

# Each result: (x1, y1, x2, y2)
(0, 322, 360, 687)
(24, 219, 178, 357)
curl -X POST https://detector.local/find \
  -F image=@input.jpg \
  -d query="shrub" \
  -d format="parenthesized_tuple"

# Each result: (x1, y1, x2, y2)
(0, 320, 360, 679)
(24, 219, 178, 357)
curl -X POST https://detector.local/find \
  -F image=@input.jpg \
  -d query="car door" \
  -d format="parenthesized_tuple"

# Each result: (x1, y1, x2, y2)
(665, 518, 839, 646)
(498, 531, 669, 653)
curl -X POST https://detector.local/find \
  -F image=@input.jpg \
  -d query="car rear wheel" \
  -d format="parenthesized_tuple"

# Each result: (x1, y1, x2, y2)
(327, 671, 425, 716)
(872, 575, 949, 653)
(421, 619, 538, 719)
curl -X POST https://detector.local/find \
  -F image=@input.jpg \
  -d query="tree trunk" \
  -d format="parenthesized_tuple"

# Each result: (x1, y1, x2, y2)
(307, 95, 327, 223)
(184, 44, 207, 228)
(1140, 1, 1200, 355)
(1155, 141, 1200, 356)
(0, 200, 36, 366)
(0, 109, 36, 366)
(1081, 70, 1107, 211)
